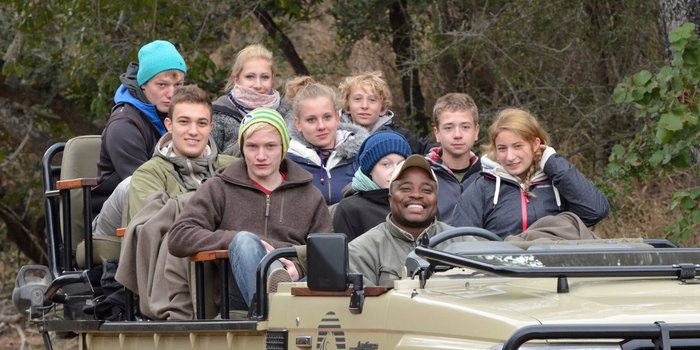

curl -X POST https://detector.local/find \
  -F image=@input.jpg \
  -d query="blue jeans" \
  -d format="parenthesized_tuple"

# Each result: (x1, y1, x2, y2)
(227, 231, 282, 309)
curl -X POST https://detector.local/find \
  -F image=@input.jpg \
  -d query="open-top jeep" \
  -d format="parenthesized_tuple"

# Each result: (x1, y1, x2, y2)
(12, 137, 700, 349)
(17, 229, 700, 350)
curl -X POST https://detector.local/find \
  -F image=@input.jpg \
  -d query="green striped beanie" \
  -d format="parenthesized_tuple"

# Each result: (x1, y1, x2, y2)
(238, 107, 290, 158)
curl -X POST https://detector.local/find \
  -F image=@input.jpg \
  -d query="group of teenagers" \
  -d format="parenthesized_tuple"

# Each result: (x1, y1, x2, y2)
(88, 39, 610, 319)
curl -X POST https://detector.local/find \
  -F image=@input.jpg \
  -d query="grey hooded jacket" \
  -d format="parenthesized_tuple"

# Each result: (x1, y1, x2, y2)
(340, 109, 436, 155)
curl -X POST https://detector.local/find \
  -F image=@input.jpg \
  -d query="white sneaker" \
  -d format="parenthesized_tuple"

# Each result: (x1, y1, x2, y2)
(267, 268, 292, 293)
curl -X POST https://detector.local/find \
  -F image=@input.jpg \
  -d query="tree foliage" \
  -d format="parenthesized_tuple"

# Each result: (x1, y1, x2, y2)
(1, 0, 688, 261)
(3, 1, 231, 122)
(610, 22, 700, 242)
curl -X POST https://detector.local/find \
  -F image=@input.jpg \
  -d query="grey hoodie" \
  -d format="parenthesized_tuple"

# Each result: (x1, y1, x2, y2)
(153, 133, 218, 190)
(340, 109, 437, 155)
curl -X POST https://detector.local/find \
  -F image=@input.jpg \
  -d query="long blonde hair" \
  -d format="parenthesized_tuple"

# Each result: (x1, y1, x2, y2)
(486, 108, 549, 191)
(224, 44, 275, 92)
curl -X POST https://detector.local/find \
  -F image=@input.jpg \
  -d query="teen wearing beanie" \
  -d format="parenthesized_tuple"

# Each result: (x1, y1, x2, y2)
(333, 130, 411, 241)
(93, 39, 187, 216)
(168, 107, 331, 311)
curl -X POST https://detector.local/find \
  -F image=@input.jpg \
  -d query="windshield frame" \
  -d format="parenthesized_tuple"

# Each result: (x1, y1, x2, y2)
(414, 246, 700, 279)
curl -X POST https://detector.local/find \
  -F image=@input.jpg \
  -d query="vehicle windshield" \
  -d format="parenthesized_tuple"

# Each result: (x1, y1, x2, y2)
(459, 249, 700, 268)
(415, 243, 700, 278)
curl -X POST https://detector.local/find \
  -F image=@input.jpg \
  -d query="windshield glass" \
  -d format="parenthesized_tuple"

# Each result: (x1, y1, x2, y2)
(458, 249, 700, 268)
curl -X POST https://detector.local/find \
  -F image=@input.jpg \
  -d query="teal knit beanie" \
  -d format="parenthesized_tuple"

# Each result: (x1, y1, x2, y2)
(137, 40, 187, 86)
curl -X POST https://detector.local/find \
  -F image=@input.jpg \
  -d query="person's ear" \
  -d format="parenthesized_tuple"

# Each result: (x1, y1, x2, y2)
(533, 137, 544, 155)
(164, 118, 173, 132)
(293, 116, 301, 133)
(433, 126, 440, 143)
(380, 105, 388, 116)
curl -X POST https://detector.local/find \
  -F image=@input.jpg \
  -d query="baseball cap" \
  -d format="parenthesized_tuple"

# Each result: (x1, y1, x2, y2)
(389, 154, 438, 188)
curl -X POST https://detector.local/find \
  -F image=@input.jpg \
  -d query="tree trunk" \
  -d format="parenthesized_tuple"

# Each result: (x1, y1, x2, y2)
(0, 98, 51, 263)
(435, 1, 464, 93)
(389, 0, 428, 134)
(659, 0, 700, 166)
(253, 9, 310, 76)
(0, 62, 98, 136)
(585, 1, 619, 93)
(659, 0, 700, 60)
(0, 202, 47, 264)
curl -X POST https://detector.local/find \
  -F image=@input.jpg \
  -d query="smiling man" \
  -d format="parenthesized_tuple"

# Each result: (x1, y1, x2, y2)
(125, 85, 235, 221)
(348, 155, 458, 288)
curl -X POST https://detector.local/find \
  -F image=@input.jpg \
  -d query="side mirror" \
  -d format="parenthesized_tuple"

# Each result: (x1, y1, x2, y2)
(307, 233, 348, 292)
(307, 233, 364, 314)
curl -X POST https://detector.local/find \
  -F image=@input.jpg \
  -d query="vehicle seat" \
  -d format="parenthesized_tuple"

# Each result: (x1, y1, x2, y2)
(56, 135, 121, 268)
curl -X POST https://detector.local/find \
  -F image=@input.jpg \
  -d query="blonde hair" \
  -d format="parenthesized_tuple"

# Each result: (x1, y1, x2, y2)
(292, 83, 341, 118)
(224, 44, 275, 92)
(338, 71, 392, 112)
(284, 76, 316, 104)
(432, 93, 479, 127)
(486, 108, 549, 192)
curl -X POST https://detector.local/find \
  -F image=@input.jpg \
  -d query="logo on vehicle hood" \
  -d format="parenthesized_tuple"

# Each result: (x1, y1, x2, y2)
(316, 311, 345, 349)
(316, 311, 379, 350)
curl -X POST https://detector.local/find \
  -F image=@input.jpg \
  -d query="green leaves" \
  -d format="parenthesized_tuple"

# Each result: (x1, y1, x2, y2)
(659, 112, 683, 131)
(668, 187, 700, 242)
(669, 22, 696, 53)
(609, 21, 700, 244)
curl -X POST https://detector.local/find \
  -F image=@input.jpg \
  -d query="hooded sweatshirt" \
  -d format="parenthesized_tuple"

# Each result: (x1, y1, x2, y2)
(287, 122, 368, 205)
(93, 62, 168, 214)
(451, 147, 610, 238)
(126, 133, 236, 222)
(168, 158, 332, 258)
(340, 109, 436, 155)
(425, 147, 482, 224)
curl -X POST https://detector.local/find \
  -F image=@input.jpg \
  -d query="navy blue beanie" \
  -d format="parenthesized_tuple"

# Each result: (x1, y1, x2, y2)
(358, 131, 412, 175)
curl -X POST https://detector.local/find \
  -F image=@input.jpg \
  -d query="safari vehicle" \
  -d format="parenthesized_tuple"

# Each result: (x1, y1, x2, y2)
(12, 137, 700, 349)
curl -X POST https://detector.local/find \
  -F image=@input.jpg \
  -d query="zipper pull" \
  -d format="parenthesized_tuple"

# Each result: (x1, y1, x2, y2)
(265, 195, 270, 217)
